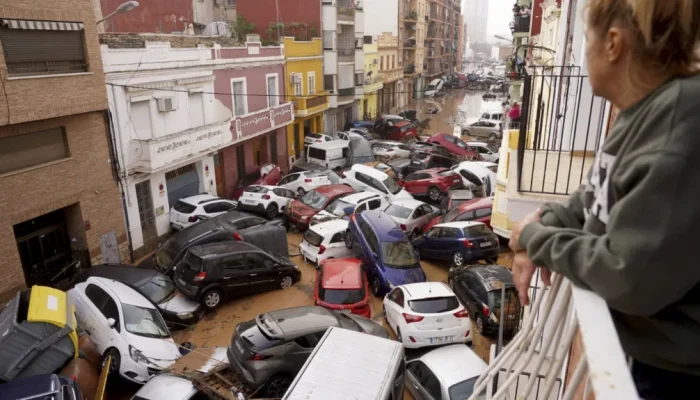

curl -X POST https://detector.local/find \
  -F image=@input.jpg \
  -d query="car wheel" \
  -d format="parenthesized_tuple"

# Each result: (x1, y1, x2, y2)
(279, 275, 293, 289)
(201, 289, 223, 309)
(102, 348, 120, 376)
(488, 132, 499, 141)
(462, 129, 471, 136)
(266, 203, 278, 219)
(344, 231, 354, 249)
(428, 186, 442, 202)
(297, 187, 306, 197)
(476, 314, 486, 335)
(371, 277, 382, 297)
(453, 251, 465, 266)
(264, 375, 292, 398)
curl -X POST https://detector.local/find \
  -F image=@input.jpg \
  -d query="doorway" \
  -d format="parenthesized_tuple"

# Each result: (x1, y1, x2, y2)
(165, 163, 200, 208)
(236, 145, 246, 181)
(294, 123, 301, 159)
(214, 152, 225, 197)
(135, 180, 157, 242)
(252, 136, 268, 166)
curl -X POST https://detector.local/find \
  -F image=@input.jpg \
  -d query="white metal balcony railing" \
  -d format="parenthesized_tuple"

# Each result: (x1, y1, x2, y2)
(468, 273, 639, 400)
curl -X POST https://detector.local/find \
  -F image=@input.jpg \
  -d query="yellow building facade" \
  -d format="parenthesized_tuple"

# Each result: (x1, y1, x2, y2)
(284, 37, 329, 164)
(361, 41, 382, 119)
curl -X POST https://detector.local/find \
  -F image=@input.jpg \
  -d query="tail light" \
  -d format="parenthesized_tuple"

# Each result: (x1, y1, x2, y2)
(304, 178, 312, 183)
(464, 330, 471, 337)
(262, 194, 271, 200)
(402, 313, 424, 324)
(250, 353, 271, 361)
(233, 232, 243, 241)
(193, 272, 207, 282)
(400, 224, 406, 231)
(318, 245, 326, 255)
(454, 309, 469, 318)
(462, 239, 473, 248)
(482, 305, 490, 317)
(188, 216, 197, 222)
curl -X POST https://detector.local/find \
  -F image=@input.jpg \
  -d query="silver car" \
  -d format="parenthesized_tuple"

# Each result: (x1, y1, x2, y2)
(226, 306, 388, 398)
(461, 120, 502, 141)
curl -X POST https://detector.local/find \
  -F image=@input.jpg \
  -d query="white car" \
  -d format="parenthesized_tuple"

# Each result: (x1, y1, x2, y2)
(467, 142, 499, 163)
(341, 164, 413, 202)
(405, 344, 487, 400)
(132, 373, 202, 400)
(383, 282, 472, 349)
(371, 141, 412, 159)
(69, 277, 181, 384)
(278, 171, 332, 196)
(451, 161, 498, 197)
(382, 199, 440, 239)
(424, 78, 445, 97)
(299, 219, 357, 265)
(309, 191, 386, 226)
(304, 133, 334, 146)
(169, 194, 237, 231)
(236, 185, 296, 219)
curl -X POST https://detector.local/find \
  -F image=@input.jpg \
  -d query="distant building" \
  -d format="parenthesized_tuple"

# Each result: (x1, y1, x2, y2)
(463, 0, 488, 45)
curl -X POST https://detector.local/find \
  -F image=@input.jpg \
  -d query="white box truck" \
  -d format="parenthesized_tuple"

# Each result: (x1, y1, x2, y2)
(282, 326, 405, 400)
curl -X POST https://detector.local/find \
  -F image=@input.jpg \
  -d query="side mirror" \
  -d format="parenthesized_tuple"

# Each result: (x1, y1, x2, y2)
(107, 318, 116, 328)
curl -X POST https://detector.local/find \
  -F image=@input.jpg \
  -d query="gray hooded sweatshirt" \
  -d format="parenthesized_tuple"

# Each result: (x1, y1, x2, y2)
(519, 74, 700, 374)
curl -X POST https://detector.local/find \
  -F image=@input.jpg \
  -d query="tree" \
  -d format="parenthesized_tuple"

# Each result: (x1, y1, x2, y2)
(229, 15, 255, 42)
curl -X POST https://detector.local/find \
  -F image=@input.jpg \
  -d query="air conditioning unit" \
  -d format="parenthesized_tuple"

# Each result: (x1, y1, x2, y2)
(157, 97, 177, 112)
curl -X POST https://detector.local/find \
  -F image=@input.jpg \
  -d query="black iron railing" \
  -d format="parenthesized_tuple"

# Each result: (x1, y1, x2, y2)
(516, 66, 609, 195)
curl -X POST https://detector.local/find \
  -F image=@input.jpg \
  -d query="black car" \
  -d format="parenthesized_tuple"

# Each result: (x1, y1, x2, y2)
(143, 210, 280, 274)
(386, 157, 411, 179)
(448, 264, 522, 337)
(74, 264, 204, 327)
(404, 151, 459, 175)
(175, 241, 301, 309)
(0, 374, 82, 400)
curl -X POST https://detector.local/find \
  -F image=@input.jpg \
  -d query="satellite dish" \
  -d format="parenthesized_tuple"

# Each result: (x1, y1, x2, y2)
(202, 21, 234, 39)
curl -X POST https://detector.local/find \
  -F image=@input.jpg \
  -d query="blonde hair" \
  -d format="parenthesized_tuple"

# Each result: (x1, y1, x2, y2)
(586, 0, 700, 77)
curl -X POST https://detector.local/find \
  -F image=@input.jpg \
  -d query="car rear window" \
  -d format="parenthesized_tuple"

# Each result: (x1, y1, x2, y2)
(488, 288, 519, 310)
(307, 133, 323, 139)
(384, 204, 412, 219)
(464, 224, 492, 237)
(173, 201, 196, 214)
(438, 170, 455, 177)
(303, 229, 324, 247)
(184, 251, 204, 272)
(408, 296, 460, 313)
(319, 287, 366, 305)
(245, 186, 268, 193)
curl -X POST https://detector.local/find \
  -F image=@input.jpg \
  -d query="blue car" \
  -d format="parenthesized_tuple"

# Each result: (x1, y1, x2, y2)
(0, 374, 83, 400)
(345, 210, 427, 296)
(345, 120, 374, 132)
(412, 221, 501, 266)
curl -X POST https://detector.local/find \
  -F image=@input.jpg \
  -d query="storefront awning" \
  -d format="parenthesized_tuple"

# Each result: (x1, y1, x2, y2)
(2, 19, 84, 31)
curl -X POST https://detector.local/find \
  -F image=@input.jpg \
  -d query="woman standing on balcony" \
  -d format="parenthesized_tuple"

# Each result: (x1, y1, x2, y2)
(508, 0, 700, 398)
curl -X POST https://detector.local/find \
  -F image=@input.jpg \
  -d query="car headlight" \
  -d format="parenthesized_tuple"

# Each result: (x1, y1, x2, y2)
(129, 345, 149, 364)
(177, 312, 194, 320)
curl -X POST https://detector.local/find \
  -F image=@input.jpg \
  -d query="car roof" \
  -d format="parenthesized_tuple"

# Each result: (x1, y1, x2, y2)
(178, 194, 219, 205)
(262, 306, 340, 338)
(214, 209, 258, 224)
(291, 162, 326, 171)
(435, 221, 485, 229)
(133, 374, 197, 400)
(80, 264, 157, 287)
(308, 140, 350, 149)
(247, 185, 280, 191)
(188, 241, 257, 259)
(463, 264, 514, 290)
(467, 141, 488, 147)
(394, 120, 413, 127)
(361, 210, 405, 242)
(474, 161, 498, 168)
(388, 198, 426, 210)
(456, 197, 493, 211)
(309, 219, 349, 235)
(351, 164, 390, 180)
(401, 282, 453, 300)
(314, 184, 354, 197)
(419, 344, 488, 387)
(87, 277, 155, 308)
(339, 191, 381, 204)
(321, 259, 363, 289)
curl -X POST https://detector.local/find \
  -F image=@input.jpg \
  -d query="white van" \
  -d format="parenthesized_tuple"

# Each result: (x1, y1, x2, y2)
(425, 78, 445, 97)
(283, 326, 405, 400)
(306, 140, 351, 171)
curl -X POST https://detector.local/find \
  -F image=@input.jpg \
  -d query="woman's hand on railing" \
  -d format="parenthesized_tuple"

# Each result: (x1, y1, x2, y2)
(509, 208, 542, 252)
(512, 252, 552, 306)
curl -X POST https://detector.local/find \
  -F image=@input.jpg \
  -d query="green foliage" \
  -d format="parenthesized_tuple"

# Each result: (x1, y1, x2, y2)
(230, 15, 255, 42)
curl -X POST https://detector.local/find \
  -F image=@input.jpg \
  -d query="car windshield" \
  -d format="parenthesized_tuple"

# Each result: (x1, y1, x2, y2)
(122, 304, 170, 338)
(408, 296, 460, 313)
(245, 186, 268, 193)
(384, 204, 412, 219)
(350, 140, 375, 163)
(451, 199, 470, 208)
(443, 207, 464, 223)
(138, 275, 176, 304)
(426, 84, 436, 90)
(307, 133, 322, 139)
(155, 238, 178, 269)
(381, 241, 418, 268)
(455, 138, 467, 149)
(303, 229, 324, 247)
(239, 170, 261, 187)
(301, 190, 330, 211)
(383, 177, 403, 195)
(172, 201, 196, 214)
(322, 170, 342, 184)
(319, 287, 365, 305)
(448, 376, 483, 400)
(325, 198, 354, 216)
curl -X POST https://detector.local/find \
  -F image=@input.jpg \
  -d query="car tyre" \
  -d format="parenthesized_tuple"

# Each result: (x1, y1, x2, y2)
(264, 374, 292, 398)
(344, 231, 354, 249)
(266, 203, 278, 219)
(462, 129, 471, 136)
(296, 187, 306, 197)
(428, 186, 442, 202)
(476, 314, 486, 335)
(371, 277, 382, 297)
(453, 251, 465, 266)
(489, 132, 499, 141)
(201, 289, 223, 309)
(279, 275, 293, 289)
(102, 348, 120, 376)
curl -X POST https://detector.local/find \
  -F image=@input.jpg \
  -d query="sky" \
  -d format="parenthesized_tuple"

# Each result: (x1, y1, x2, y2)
(486, 0, 514, 41)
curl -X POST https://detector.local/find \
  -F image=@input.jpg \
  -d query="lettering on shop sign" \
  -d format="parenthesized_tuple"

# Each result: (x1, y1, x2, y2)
(195, 129, 223, 141)
(242, 115, 269, 127)
(157, 139, 190, 153)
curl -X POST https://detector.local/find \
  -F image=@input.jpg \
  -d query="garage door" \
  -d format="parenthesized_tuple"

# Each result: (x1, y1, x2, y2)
(165, 164, 200, 207)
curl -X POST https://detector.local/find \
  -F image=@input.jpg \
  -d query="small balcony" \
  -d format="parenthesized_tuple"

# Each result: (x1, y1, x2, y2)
(404, 10, 418, 21)
(364, 75, 383, 93)
(512, 15, 531, 35)
(290, 92, 330, 118)
(337, 87, 355, 104)
(337, 0, 356, 22)
(338, 47, 355, 63)
(403, 63, 416, 74)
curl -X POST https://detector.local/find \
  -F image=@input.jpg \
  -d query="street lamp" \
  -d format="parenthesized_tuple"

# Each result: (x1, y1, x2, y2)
(97, 1, 139, 25)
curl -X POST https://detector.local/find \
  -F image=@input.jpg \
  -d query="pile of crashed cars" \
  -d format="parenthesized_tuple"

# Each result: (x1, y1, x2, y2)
(0, 113, 518, 400)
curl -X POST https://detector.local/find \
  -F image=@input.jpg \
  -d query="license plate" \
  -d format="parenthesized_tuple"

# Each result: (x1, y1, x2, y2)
(339, 309, 351, 314)
(480, 242, 491, 248)
(429, 336, 450, 344)
(242, 199, 254, 204)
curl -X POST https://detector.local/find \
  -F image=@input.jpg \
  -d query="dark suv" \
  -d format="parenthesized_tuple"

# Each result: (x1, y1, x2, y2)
(448, 264, 522, 337)
(404, 151, 459, 176)
(175, 241, 301, 309)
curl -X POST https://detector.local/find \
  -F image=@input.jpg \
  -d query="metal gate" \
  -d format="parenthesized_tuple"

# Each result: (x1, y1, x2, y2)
(165, 164, 200, 207)
(15, 223, 71, 287)
(135, 180, 157, 241)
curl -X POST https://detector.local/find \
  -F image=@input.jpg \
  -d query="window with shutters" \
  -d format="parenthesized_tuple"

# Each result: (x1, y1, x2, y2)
(307, 72, 316, 95)
(188, 92, 204, 128)
(324, 75, 334, 92)
(266, 74, 279, 107)
(0, 22, 88, 77)
(231, 78, 247, 116)
(292, 73, 303, 97)
(0, 127, 70, 174)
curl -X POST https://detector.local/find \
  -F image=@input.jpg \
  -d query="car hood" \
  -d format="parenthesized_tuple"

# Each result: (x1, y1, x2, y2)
(288, 200, 317, 217)
(128, 334, 181, 369)
(384, 264, 427, 286)
(345, 314, 390, 339)
(392, 188, 414, 200)
(158, 291, 201, 314)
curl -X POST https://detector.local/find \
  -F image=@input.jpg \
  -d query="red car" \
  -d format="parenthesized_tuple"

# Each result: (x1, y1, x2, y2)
(314, 258, 371, 318)
(232, 164, 282, 200)
(423, 197, 494, 232)
(286, 184, 354, 231)
(426, 133, 482, 160)
(385, 120, 418, 141)
(398, 168, 464, 202)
